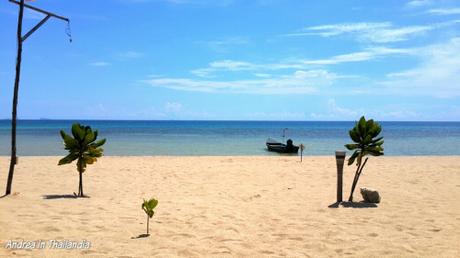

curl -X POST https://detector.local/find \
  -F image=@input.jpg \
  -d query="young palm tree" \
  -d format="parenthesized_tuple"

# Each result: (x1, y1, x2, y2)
(345, 116, 384, 202)
(58, 123, 106, 197)
(142, 198, 158, 235)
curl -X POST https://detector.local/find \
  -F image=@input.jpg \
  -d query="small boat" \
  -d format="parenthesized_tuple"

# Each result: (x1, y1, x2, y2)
(266, 138, 299, 153)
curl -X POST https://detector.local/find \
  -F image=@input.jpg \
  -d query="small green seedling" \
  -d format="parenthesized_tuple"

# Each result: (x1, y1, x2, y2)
(142, 198, 158, 235)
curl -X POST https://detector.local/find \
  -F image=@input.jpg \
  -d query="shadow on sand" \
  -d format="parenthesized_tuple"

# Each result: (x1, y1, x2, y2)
(328, 201, 378, 208)
(1, 192, 21, 199)
(131, 234, 150, 239)
(42, 193, 87, 200)
(43, 192, 91, 199)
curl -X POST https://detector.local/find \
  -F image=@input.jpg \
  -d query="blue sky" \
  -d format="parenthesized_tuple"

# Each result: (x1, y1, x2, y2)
(0, 0, 459, 121)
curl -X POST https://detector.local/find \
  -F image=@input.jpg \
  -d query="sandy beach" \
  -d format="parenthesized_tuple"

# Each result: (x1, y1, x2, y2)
(0, 156, 459, 257)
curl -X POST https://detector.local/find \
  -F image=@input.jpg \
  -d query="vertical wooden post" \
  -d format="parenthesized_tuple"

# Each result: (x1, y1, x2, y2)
(5, 0, 70, 196)
(5, 0, 24, 196)
(335, 151, 346, 203)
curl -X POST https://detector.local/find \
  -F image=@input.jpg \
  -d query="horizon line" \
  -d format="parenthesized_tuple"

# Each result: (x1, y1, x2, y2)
(0, 118, 459, 123)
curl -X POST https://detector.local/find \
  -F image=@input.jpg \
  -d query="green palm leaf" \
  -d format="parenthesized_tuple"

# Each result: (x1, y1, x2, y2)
(347, 151, 360, 165)
(349, 129, 361, 143)
(58, 153, 79, 165)
(71, 124, 85, 142)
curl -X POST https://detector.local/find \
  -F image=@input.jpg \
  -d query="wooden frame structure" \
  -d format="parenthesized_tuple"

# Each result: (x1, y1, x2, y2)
(5, 0, 70, 195)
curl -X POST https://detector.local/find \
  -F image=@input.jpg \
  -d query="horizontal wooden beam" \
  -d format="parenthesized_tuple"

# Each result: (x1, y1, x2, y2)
(9, 0, 69, 22)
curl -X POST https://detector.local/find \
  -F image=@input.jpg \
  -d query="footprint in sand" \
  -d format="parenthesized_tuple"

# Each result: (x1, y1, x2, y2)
(220, 238, 241, 243)
(95, 225, 106, 230)
(216, 246, 232, 253)
(42, 226, 61, 232)
(80, 250, 98, 255)
(178, 249, 197, 256)
(247, 194, 261, 201)
(225, 227, 240, 233)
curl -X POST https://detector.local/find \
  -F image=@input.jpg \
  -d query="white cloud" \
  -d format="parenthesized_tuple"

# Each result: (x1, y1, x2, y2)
(254, 73, 272, 78)
(310, 99, 358, 120)
(289, 21, 460, 43)
(90, 61, 111, 67)
(301, 47, 413, 65)
(300, 22, 392, 37)
(190, 47, 411, 77)
(143, 36, 460, 98)
(363, 26, 432, 43)
(382, 37, 460, 97)
(191, 60, 256, 76)
(190, 68, 215, 78)
(310, 101, 424, 121)
(144, 69, 338, 94)
(428, 8, 460, 15)
(209, 60, 255, 70)
(327, 99, 358, 117)
(164, 102, 183, 113)
(295, 22, 433, 43)
(406, 0, 433, 8)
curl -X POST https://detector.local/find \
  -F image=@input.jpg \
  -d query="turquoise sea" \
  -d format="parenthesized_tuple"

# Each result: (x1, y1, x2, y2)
(0, 120, 459, 156)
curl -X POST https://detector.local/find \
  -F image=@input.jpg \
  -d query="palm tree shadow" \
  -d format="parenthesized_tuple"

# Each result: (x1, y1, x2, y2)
(42, 194, 78, 199)
(131, 234, 150, 239)
(328, 202, 341, 208)
(328, 201, 378, 208)
(42, 192, 91, 199)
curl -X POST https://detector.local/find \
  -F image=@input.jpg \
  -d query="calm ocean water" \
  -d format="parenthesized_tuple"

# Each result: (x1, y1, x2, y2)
(0, 120, 459, 156)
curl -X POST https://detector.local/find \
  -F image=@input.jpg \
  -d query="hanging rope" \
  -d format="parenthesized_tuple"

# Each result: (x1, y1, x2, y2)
(65, 20, 72, 43)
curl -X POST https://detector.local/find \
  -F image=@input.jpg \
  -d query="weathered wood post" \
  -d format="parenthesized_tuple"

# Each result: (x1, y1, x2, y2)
(335, 151, 346, 203)
(5, 0, 70, 196)
(5, 0, 25, 196)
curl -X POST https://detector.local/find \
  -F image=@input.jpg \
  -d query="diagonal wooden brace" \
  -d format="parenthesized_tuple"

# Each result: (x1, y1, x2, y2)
(21, 15, 50, 42)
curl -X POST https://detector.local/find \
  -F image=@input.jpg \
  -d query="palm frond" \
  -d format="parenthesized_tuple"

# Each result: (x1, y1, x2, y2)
(58, 153, 79, 165)
(345, 116, 384, 166)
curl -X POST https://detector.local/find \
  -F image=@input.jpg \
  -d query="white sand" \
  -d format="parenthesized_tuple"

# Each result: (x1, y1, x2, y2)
(0, 156, 459, 257)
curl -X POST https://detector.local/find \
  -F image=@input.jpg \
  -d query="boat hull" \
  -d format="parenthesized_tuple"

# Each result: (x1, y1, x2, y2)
(266, 139, 299, 153)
